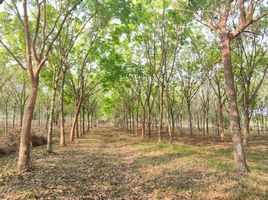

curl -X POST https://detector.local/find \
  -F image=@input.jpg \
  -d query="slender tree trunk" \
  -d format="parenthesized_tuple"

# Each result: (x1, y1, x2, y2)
(20, 82, 26, 129)
(129, 109, 132, 132)
(142, 106, 146, 139)
(70, 100, 82, 141)
(158, 86, 164, 142)
(197, 115, 200, 131)
(126, 113, 129, 132)
(166, 87, 172, 144)
(136, 106, 139, 135)
(87, 112, 90, 131)
(76, 119, 79, 138)
(20, 104, 24, 129)
(38, 105, 41, 132)
(5, 104, 8, 134)
(220, 33, 249, 173)
(18, 81, 38, 172)
(47, 79, 57, 153)
(132, 109, 135, 134)
(202, 106, 206, 139)
(82, 105, 85, 135)
(12, 106, 16, 128)
(60, 72, 66, 147)
(90, 114, 93, 129)
(243, 99, 250, 145)
(219, 102, 225, 142)
(147, 107, 151, 138)
(180, 114, 183, 135)
(45, 107, 49, 131)
(187, 101, 193, 136)
(171, 107, 175, 136)
(205, 89, 209, 136)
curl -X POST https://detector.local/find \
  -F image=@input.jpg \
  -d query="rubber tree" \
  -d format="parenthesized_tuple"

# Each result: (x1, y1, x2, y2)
(181, 0, 268, 173)
(0, 0, 82, 172)
(233, 29, 267, 145)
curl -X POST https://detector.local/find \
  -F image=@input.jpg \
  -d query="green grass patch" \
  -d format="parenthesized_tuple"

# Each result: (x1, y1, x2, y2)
(133, 141, 201, 155)
(133, 139, 268, 176)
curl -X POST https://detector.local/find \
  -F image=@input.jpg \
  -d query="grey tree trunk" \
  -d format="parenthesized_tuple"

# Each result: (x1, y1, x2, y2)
(47, 80, 57, 153)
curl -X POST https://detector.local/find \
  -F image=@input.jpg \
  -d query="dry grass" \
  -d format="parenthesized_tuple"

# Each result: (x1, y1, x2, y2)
(0, 126, 267, 199)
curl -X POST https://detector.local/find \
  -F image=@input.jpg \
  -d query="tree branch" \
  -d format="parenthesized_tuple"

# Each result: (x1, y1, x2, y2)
(0, 39, 26, 70)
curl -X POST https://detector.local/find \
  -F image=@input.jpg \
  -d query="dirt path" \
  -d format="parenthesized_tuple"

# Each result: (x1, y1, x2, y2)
(1, 126, 267, 200)
(0, 127, 147, 199)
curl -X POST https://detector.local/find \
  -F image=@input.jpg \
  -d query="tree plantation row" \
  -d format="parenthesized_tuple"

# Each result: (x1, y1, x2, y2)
(0, 0, 267, 177)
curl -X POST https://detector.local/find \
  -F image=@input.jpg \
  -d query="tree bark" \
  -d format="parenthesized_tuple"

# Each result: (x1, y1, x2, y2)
(70, 100, 82, 141)
(158, 86, 164, 142)
(47, 79, 57, 153)
(136, 106, 139, 135)
(219, 102, 225, 142)
(18, 81, 38, 172)
(60, 72, 66, 147)
(220, 32, 249, 173)
(142, 107, 146, 139)
(12, 106, 16, 128)
(147, 106, 151, 138)
(82, 104, 85, 135)
(165, 86, 172, 144)
(5, 104, 8, 134)
(243, 106, 250, 145)
(187, 101, 193, 136)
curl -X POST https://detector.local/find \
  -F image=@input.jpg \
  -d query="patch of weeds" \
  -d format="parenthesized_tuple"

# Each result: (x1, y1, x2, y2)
(214, 148, 233, 157)
(206, 158, 232, 171)
(235, 183, 268, 200)
(155, 189, 164, 200)
(133, 141, 201, 156)
(111, 187, 126, 198)
(247, 149, 268, 162)
(133, 141, 170, 152)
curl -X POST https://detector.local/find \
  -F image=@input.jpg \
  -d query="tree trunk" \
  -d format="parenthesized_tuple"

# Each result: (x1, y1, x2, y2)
(220, 33, 249, 173)
(132, 109, 135, 134)
(70, 100, 82, 141)
(218, 100, 225, 142)
(158, 86, 164, 142)
(187, 101, 193, 136)
(82, 105, 85, 135)
(243, 98, 250, 145)
(87, 112, 90, 131)
(147, 107, 151, 138)
(76, 119, 79, 138)
(5, 105, 8, 134)
(206, 90, 209, 136)
(60, 73, 66, 147)
(45, 107, 49, 131)
(20, 104, 24, 129)
(171, 107, 175, 136)
(18, 82, 38, 172)
(142, 107, 146, 139)
(47, 80, 57, 153)
(165, 87, 172, 144)
(136, 106, 139, 135)
(38, 105, 41, 132)
(12, 106, 16, 128)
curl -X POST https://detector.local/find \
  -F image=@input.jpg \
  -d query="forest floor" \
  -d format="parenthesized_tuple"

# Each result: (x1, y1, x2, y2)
(0, 126, 268, 200)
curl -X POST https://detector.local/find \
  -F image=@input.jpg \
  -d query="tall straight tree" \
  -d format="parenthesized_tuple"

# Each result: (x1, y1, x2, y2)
(180, 0, 268, 173)
(0, 0, 82, 172)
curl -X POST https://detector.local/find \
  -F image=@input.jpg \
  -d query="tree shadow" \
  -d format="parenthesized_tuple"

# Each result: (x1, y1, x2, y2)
(132, 151, 198, 168)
